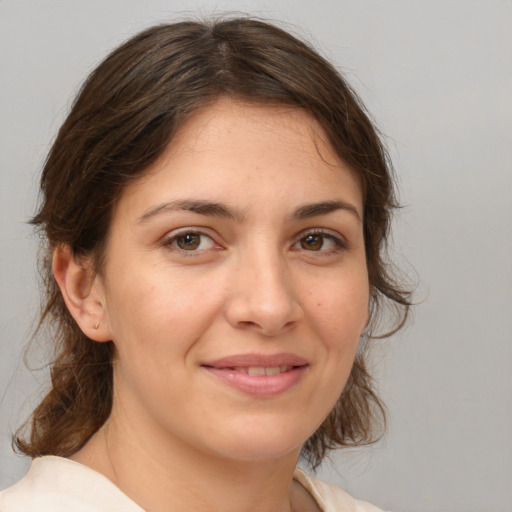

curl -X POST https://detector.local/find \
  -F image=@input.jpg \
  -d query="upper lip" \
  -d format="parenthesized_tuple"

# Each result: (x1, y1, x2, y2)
(201, 353, 309, 369)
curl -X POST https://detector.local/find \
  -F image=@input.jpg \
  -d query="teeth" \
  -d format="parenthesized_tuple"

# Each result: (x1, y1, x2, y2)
(234, 366, 292, 376)
(247, 367, 266, 376)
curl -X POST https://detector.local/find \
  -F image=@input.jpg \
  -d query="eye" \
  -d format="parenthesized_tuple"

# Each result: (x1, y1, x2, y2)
(163, 230, 217, 252)
(293, 230, 346, 253)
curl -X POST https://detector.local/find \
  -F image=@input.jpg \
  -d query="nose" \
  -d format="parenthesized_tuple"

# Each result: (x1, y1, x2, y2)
(223, 250, 304, 337)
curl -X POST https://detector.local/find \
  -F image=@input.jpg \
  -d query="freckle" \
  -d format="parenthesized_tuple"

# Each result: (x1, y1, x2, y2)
(316, 302, 322, 307)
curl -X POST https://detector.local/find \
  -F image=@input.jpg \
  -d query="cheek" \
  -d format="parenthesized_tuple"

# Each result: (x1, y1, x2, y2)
(307, 273, 369, 390)
(311, 276, 369, 335)
(105, 268, 223, 357)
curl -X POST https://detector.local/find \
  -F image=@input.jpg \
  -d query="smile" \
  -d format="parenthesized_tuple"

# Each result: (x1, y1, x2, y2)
(201, 353, 309, 397)
(231, 366, 293, 376)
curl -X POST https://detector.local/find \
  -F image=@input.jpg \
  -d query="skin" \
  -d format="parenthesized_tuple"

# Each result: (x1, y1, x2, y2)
(54, 98, 370, 512)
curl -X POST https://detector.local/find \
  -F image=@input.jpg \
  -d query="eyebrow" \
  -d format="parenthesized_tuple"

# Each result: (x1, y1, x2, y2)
(292, 200, 361, 222)
(138, 200, 244, 223)
(137, 199, 361, 224)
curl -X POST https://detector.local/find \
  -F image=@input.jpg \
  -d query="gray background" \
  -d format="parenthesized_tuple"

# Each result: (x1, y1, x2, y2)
(1, 1, 511, 511)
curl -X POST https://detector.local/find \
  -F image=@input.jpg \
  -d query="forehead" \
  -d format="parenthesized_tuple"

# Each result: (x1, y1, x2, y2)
(165, 99, 343, 171)
(117, 98, 363, 218)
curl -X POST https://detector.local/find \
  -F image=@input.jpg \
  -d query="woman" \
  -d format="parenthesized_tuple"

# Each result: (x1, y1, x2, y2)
(0, 17, 410, 511)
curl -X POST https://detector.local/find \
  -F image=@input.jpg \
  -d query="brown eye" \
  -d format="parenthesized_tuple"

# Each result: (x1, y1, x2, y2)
(294, 231, 344, 253)
(174, 233, 206, 250)
(163, 230, 218, 253)
(177, 233, 201, 250)
(300, 234, 324, 251)
(162, 230, 219, 255)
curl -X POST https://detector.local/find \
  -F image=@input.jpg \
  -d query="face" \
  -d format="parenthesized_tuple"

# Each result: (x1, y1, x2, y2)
(95, 99, 369, 463)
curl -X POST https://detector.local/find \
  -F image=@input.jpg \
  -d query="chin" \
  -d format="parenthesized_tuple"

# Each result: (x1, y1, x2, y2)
(217, 442, 301, 463)
(203, 420, 312, 463)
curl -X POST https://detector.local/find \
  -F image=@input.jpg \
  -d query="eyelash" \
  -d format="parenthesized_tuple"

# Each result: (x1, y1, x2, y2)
(161, 229, 220, 254)
(291, 229, 348, 254)
(160, 228, 348, 255)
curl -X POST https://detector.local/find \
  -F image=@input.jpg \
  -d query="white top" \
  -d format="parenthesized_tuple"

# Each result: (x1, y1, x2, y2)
(0, 456, 383, 512)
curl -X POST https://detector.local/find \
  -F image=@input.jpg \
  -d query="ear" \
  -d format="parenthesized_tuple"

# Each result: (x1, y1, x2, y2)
(53, 244, 111, 342)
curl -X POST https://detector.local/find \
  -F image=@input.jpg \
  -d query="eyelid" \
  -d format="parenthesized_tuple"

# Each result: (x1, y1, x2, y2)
(160, 227, 223, 253)
(292, 228, 349, 251)
(159, 226, 348, 254)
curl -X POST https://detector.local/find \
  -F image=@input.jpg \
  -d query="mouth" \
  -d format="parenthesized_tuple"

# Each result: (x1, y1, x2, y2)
(201, 353, 309, 397)
(224, 365, 294, 376)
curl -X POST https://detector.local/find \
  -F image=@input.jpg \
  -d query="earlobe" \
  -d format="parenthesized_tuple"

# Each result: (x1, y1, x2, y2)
(52, 245, 111, 342)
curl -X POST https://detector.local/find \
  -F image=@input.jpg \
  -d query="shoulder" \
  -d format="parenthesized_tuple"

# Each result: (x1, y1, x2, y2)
(293, 467, 385, 512)
(0, 456, 143, 512)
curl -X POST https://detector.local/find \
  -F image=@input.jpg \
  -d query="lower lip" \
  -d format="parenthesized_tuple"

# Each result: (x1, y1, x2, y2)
(202, 366, 308, 397)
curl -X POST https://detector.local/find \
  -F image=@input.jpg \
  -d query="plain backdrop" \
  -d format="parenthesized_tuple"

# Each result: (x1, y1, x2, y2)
(1, 1, 511, 511)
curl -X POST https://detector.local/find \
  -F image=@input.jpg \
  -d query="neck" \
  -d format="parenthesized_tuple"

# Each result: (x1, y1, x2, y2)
(71, 411, 304, 512)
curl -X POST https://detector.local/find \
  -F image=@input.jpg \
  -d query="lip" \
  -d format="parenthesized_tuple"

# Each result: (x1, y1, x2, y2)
(201, 353, 309, 398)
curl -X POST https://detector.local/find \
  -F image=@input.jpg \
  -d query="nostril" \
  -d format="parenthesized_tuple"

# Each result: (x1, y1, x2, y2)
(239, 320, 257, 327)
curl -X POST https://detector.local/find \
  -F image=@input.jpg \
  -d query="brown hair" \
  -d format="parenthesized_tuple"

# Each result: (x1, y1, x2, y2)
(16, 17, 411, 468)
